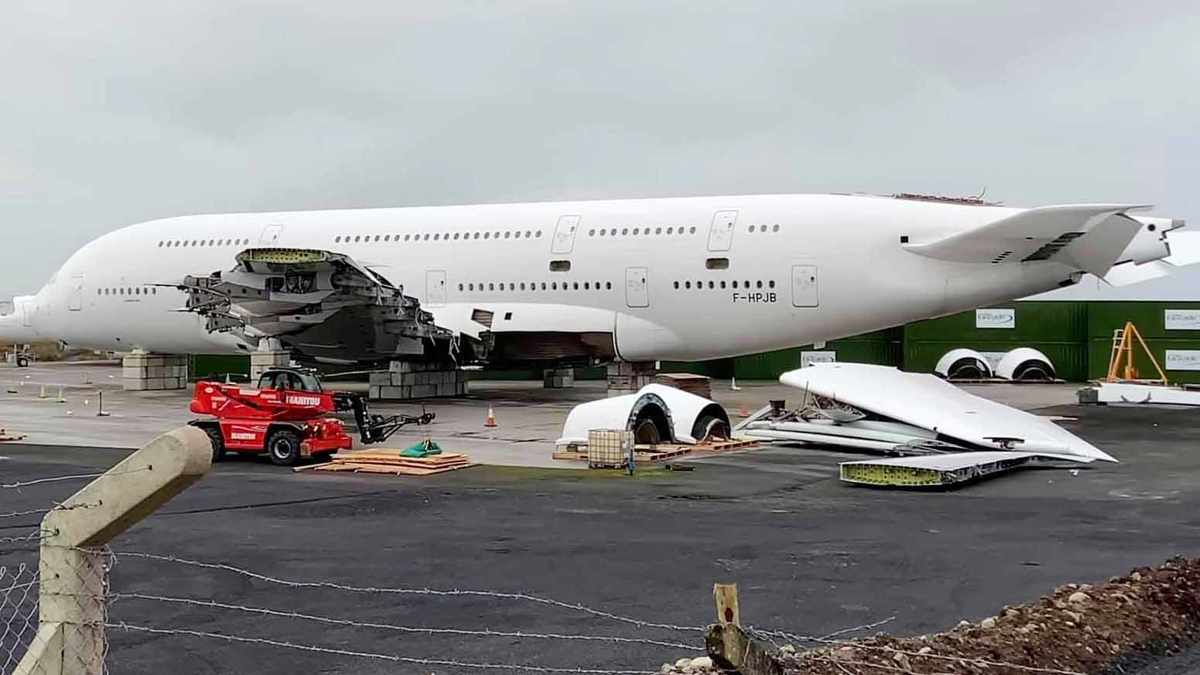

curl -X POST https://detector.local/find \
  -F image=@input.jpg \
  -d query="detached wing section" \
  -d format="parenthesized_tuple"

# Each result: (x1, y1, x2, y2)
(177, 248, 472, 364)
(904, 204, 1150, 276)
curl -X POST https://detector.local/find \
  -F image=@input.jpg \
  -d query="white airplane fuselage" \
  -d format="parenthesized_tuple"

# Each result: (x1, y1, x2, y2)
(0, 193, 1168, 362)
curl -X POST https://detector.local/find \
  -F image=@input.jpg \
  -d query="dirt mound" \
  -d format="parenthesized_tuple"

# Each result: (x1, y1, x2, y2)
(778, 557, 1200, 674)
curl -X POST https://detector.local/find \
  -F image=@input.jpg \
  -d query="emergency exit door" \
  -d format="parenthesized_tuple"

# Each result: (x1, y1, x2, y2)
(707, 210, 737, 252)
(551, 215, 581, 254)
(426, 270, 447, 306)
(791, 265, 819, 307)
(68, 274, 84, 312)
(259, 224, 283, 245)
(625, 267, 649, 308)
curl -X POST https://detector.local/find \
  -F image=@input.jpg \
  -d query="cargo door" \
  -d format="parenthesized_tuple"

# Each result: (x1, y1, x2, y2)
(259, 224, 284, 245)
(425, 269, 447, 306)
(551, 215, 581, 254)
(625, 267, 649, 308)
(68, 274, 84, 312)
(791, 265, 819, 307)
(707, 210, 737, 252)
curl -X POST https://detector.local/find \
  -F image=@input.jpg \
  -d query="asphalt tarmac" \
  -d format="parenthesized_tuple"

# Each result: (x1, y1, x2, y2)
(1, 403, 1198, 674)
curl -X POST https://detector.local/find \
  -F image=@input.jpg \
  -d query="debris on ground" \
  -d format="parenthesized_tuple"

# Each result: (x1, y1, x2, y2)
(775, 557, 1200, 674)
(294, 448, 474, 476)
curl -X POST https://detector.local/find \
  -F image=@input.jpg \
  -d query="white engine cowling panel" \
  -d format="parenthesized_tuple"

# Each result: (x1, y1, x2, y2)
(934, 348, 994, 380)
(996, 347, 1056, 381)
(557, 384, 729, 447)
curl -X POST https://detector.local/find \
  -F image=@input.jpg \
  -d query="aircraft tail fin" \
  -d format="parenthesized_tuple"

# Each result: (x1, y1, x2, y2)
(904, 204, 1151, 277)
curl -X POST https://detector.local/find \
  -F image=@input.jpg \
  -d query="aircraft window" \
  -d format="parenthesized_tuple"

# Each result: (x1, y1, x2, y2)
(504, 232, 511, 239)
(152, 288, 157, 295)
(471, 232, 479, 239)
(708, 281, 714, 289)
(540, 282, 547, 290)
(334, 236, 341, 243)
(381, 235, 389, 242)
(689, 227, 697, 234)
(599, 228, 606, 236)
(720, 280, 727, 289)
(96, 289, 101, 295)
(748, 225, 756, 233)
(588, 229, 595, 237)
(157, 241, 163, 247)
(352, 236, 359, 242)
(209, 239, 215, 246)
(452, 233, 458, 240)
(655, 227, 662, 235)
(458, 283, 463, 291)
(119, 288, 125, 295)
(433, 234, 439, 241)
(632, 228, 639, 235)
(706, 258, 730, 270)
(551, 282, 557, 290)
(483, 232, 490, 239)
(768, 280, 776, 288)
(621, 228, 628, 235)
(536, 230, 542, 238)
(519, 282, 526, 291)
(572, 282, 579, 290)
(524, 230, 531, 238)
(684, 281, 691, 289)
(744, 280, 750, 288)
(667, 227, 674, 234)
(583, 282, 590, 290)
(549, 260, 571, 272)
(773, 224, 780, 232)
(372, 235, 379, 242)
(673, 281, 679, 289)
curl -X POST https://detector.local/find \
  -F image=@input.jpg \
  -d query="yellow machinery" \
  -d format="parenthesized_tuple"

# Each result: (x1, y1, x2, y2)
(1106, 321, 1168, 384)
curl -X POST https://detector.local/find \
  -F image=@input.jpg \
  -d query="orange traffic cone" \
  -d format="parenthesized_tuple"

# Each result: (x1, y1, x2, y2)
(484, 405, 498, 428)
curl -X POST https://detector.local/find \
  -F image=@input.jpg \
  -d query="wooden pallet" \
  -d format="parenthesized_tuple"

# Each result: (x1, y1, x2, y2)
(295, 450, 475, 476)
(553, 438, 759, 464)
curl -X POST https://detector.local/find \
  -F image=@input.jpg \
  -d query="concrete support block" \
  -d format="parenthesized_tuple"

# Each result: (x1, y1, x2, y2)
(249, 350, 291, 381)
(122, 353, 187, 392)
(543, 367, 575, 389)
(368, 361, 467, 400)
(607, 361, 657, 397)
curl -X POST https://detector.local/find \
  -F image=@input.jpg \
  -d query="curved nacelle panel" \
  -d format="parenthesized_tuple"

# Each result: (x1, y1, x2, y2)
(996, 347, 1056, 381)
(934, 348, 993, 380)
(556, 383, 730, 447)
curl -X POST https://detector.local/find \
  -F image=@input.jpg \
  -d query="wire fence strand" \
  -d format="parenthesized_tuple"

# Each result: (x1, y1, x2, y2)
(107, 622, 659, 674)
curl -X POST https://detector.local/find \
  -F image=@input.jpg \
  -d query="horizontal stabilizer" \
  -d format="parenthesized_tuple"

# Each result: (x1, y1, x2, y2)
(904, 204, 1150, 276)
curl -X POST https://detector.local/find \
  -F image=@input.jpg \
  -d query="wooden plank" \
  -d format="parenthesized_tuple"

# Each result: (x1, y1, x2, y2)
(705, 624, 783, 675)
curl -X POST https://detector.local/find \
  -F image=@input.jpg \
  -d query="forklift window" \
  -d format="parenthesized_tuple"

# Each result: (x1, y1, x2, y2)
(295, 372, 322, 392)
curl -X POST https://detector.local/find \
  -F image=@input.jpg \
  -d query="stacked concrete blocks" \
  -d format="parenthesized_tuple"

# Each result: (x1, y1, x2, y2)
(122, 353, 187, 391)
(543, 367, 575, 388)
(369, 361, 468, 400)
(249, 350, 291, 380)
(606, 361, 657, 397)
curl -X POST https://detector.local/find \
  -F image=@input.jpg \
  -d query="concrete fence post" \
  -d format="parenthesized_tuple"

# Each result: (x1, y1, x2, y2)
(14, 426, 213, 675)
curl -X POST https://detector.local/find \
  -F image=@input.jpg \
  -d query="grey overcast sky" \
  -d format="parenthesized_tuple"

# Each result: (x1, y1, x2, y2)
(2, 1, 1198, 295)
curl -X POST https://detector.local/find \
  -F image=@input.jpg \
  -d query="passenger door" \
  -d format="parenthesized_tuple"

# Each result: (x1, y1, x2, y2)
(791, 265, 819, 307)
(625, 267, 649, 308)
(259, 224, 284, 245)
(551, 215, 581, 254)
(68, 274, 84, 312)
(425, 269, 447, 306)
(707, 210, 737, 252)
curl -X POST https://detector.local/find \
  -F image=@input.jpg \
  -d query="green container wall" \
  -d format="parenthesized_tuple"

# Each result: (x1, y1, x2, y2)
(901, 302, 1089, 381)
(1084, 301, 1200, 383)
(189, 354, 249, 381)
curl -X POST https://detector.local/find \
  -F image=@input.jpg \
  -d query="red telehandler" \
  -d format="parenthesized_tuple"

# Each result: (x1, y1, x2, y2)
(189, 367, 434, 466)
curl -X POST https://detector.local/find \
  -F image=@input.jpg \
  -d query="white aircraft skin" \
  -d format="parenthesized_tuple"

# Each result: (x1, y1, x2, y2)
(0, 193, 1181, 363)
